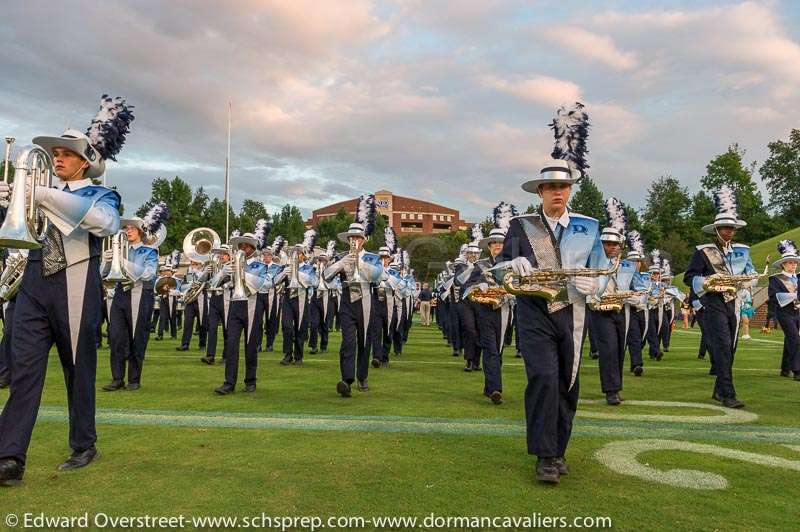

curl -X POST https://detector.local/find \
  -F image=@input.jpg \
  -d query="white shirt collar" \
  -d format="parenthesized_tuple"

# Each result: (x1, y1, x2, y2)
(543, 208, 570, 231)
(131, 242, 142, 249)
(57, 178, 92, 191)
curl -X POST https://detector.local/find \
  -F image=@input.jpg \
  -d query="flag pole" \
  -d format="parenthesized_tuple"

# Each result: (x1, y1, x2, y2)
(224, 101, 231, 242)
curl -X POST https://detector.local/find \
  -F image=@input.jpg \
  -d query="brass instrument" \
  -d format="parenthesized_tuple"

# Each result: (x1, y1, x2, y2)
(0, 145, 53, 249)
(155, 275, 177, 295)
(231, 249, 251, 301)
(502, 255, 622, 303)
(348, 236, 363, 283)
(467, 285, 508, 310)
(0, 251, 26, 301)
(102, 231, 133, 289)
(589, 290, 648, 312)
(181, 227, 221, 303)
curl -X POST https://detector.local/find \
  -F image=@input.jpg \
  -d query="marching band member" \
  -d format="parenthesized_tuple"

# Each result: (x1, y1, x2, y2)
(684, 186, 756, 409)
(624, 231, 649, 377)
(370, 228, 398, 368)
(447, 247, 466, 358)
(454, 225, 484, 372)
(176, 256, 210, 352)
(589, 198, 632, 406)
(0, 95, 131, 484)
(645, 251, 665, 361)
(494, 103, 605, 484)
(274, 230, 318, 366)
(201, 244, 231, 365)
(391, 250, 410, 356)
(156, 255, 181, 340)
(462, 202, 517, 404)
(769, 240, 800, 380)
(214, 224, 270, 394)
(323, 195, 383, 396)
(309, 241, 336, 355)
(102, 205, 166, 391)
(657, 259, 685, 354)
(262, 236, 286, 353)
(0, 249, 25, 389)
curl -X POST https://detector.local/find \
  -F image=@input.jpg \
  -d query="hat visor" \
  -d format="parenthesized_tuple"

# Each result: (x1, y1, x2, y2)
(33, 136, 105, 179)
(211, 247, 230, 254)
(479, 236, 504, 250)
(229, 236, 258, 249)
(119, 218, 144, 230)
(702, 220, 747, 234)
(521, 176, 580, 193)
(773, 256, 800, 269)
(338, 230, 365, 244)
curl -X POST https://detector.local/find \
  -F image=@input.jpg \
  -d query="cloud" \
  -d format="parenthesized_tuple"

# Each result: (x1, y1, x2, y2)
(481, 75, 582, 108)
(538, 27, 638, 71)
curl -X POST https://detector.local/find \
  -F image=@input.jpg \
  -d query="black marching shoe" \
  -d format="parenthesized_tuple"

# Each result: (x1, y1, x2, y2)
(294, 359, 304, 367)
(279, 356, 293, 366)
(58, 447, 98, 471)
(605, 392, 621, 406)
(102, 380, 125, 392)
(127, 383, 140, 391)
(452, 351, 460, 357)
(464, 361, 473, 372)
(554, 456, 569, 476)
(337, 381, 352, 397)
(310, 348, 318, 354)
(698, 352, 706, 359)
(357, 380, 369, 392)
(535, 457, 560, 484)
(244, 384, 256, 393)
(320, 347, 327, 353)
(780, 369, 792, 378)
(515, 350, 522, 358)
(381, 361, 389, 368)
(473, 364, 482, 372)
(200, 356, 215, 365)
(711, 391, 722, 402)
(0, 458, 24, 486)
(154, 336, 163, 341)
(175, 345, 189, 351)
(656, 351, 664, 361)
(722, 397, 745, 409)
(266, 346, 274, 352)
(589, 351, 599, 360)
(371, 359, 381, 369)
(214, 384, 234, 395)
(632, 366, 643, 377)
(489, 391, 503, 405)
(0, 377, 10, 389)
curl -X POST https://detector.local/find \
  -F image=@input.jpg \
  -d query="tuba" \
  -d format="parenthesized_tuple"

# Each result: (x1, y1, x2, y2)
(102, 231, 133, 289)
(0, 144, 53, 249)
(181, 227, 221, 303)
(501, 255, 622, 303)
(230, 249, 251, 301)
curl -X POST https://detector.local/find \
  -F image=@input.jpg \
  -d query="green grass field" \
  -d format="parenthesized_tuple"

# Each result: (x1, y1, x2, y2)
(1, 318, 799, 531)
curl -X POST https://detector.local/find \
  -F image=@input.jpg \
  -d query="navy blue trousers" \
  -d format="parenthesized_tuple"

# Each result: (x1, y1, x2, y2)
(109, 286, 155, 384)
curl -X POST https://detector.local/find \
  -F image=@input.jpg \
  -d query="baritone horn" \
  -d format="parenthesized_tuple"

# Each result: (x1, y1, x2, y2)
(0, 144, 53, 249)
(231, 249, 252, 301)
(102, 231, 133, 289)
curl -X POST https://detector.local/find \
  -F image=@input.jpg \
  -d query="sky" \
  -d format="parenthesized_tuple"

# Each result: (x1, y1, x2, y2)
(1, 0, 798, 221)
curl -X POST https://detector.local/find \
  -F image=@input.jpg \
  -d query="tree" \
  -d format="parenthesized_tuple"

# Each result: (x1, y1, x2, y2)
(235, 199, 269, 234)
(702, 144, 771, 242)
(641, 176, 692, 270)
(686, 191, 715, 246)
(621, 202, 642, 234)
(270, 204, 306, 244)
(205, 197, 236, 239)
(568, 176, 604, 221)
(760, 129, 800, 223)
(315, 208, 352, 253)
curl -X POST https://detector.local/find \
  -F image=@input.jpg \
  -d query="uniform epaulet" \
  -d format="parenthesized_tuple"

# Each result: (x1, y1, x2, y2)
(732, 243, 749, 249)
(696, 243, 716, 250)
(569, 212, 598, 222)
(510, 213, 539, 221)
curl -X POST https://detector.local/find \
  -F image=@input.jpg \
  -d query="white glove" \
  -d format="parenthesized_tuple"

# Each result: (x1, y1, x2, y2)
(0, 181, 9, 207)
(103, 249, 113, 262)
(203, 263, 213, 274)
(572, 276, 598, 296)
(510, 257, 533, 277)
(477, 282, 489, 292)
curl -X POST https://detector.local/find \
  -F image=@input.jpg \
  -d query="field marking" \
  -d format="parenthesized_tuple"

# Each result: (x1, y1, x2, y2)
(674, 329, 785, 345)
(27, 403, 800, 444)
(595, 439, 800, 490)
(579, 400, 758, 424)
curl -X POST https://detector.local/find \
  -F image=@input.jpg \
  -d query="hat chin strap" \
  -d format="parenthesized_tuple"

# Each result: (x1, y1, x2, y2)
(714, 227, 733, 246)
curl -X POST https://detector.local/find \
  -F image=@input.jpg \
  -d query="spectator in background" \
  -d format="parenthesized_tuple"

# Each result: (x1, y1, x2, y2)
(740, 289, 754, 340)
(419, 283, 433, 326)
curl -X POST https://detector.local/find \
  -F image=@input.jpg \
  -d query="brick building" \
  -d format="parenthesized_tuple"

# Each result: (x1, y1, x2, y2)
(307, 189, 471, 235)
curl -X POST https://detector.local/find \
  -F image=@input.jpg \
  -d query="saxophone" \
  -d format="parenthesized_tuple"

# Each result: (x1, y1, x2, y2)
(702, 255, 770, 294)
(589, 290, 648, 312)
(502, 255, 622, 303)
(467, 286, 508, 310)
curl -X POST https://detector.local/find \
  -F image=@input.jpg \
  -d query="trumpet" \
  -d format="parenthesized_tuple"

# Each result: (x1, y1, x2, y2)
(501, 255, 622, 303)
(230, 249, 251, 301)
(0, 144, 53, 249)
(0, 251, 27, 301)
(102, 231, 133, 289)
(589, 290, 648, 312)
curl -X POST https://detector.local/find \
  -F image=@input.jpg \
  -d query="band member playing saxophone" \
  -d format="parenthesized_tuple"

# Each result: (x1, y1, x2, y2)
(494, 103, 605, 484)
(102, 203, 166, 391)
(684, 186, 757, 409)
(261, 236, 286, 353)
(323, 194, 383, 396)
(0, 95, 132, 485)
(454, 224, 484, 372)
(769, 240, 800, 380)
